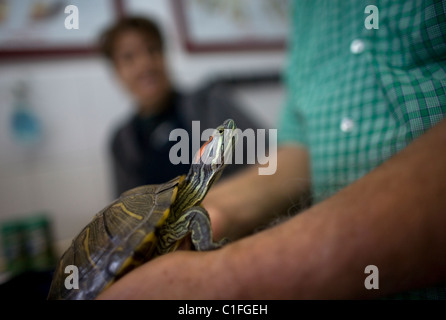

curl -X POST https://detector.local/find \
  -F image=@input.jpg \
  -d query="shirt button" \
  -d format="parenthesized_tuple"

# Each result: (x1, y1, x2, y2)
(350, 39, 365, 54)
(340, 117, 355, 133)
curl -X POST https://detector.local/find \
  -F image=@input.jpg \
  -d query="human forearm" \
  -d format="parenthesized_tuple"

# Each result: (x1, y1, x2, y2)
(222, 119, 446, 299)
(203, 145, 310, 241)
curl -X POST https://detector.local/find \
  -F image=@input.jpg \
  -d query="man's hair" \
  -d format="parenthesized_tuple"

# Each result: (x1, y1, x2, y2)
(99, 16, 164, 61)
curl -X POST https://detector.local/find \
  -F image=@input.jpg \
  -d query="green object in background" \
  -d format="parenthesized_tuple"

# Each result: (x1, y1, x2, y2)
(22, 214, 56, 271)
(1, 221, 27, 275)
(1, 214, 56, 275)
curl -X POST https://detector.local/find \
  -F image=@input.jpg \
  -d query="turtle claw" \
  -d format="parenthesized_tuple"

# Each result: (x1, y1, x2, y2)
(217, 238, 230, 247)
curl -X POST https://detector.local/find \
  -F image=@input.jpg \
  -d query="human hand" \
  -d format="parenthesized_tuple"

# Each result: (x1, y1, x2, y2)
(96, 248, 234, 299)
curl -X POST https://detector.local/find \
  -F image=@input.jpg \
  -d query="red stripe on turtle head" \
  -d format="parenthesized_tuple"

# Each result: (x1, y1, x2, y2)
(195, 135, 213, 163)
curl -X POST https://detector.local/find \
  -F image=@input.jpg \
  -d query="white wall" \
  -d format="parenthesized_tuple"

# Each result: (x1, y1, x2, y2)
(0, 0, 286, 248)
(126, 0, 286, 90)
(0, 58, 131, 245)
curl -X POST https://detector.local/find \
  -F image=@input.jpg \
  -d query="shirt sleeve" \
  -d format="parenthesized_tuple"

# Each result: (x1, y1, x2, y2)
(277, 82, 308, 146)
(277, 3, 307, 147)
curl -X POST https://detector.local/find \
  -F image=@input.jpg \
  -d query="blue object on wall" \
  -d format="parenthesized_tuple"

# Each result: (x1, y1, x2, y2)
(10, 82, 42, 145)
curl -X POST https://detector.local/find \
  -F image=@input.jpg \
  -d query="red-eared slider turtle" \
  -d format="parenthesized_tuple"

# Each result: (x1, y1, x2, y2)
(47, 119, 237, 300)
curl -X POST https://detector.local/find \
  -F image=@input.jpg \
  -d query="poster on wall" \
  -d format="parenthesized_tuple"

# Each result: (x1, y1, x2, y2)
(0, 0, 123, 57)
(172, 0, 290, 53)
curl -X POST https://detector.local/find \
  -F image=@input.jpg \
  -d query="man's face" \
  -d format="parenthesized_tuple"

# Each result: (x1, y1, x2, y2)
(113, 30, 170, 112)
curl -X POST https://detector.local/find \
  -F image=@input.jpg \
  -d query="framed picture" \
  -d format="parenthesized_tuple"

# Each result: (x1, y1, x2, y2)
(0, 0, 124, 58)
(171, 0, 290, 53)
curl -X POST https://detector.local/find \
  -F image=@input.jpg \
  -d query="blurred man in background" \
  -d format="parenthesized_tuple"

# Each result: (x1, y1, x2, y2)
(100, 17, 261, 196)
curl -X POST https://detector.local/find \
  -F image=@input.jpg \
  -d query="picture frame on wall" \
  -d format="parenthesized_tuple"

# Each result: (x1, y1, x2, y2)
(171, 0, 290, 53)
(0, 0, 124, 58)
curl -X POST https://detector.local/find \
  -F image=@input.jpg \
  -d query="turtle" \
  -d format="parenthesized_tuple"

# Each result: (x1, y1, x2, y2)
(47, 119, 237, 300)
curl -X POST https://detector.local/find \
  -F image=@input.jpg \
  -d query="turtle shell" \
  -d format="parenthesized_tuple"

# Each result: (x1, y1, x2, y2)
(47, 175, 184, 300)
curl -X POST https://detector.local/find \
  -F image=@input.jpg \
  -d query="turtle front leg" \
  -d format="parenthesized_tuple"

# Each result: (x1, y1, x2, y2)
(187, 206, 229, 251)
(156, 206, 227, 255)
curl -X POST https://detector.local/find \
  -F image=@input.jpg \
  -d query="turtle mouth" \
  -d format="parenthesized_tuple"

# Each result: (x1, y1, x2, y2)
(221, 119, 236, 133)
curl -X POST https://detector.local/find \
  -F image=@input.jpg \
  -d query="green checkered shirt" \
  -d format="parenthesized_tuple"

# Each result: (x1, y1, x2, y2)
(278, 0, 446, 299)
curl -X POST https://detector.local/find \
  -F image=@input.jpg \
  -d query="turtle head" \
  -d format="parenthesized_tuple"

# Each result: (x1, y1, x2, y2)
(177, 119, 237, 210)
(193, 119, 237, 173)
